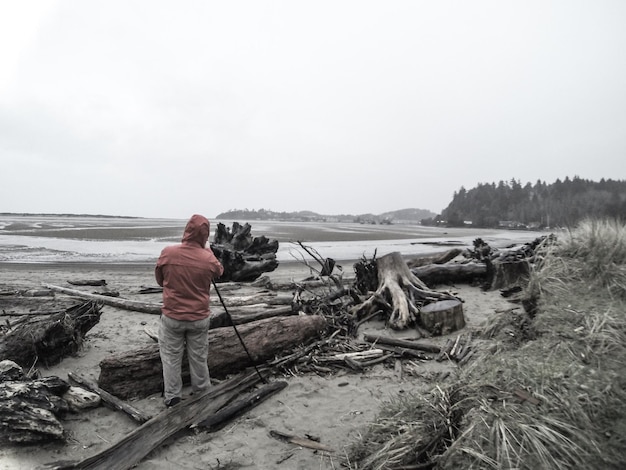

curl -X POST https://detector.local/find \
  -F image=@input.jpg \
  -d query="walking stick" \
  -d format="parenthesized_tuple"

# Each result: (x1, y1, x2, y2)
(212, 279, 267, 383)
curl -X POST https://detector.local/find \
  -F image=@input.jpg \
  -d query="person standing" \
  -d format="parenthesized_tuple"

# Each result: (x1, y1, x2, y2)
(155, 214, 224, 407)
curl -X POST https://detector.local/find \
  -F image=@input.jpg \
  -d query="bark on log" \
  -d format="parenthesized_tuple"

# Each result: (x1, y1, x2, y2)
(211, 222, 279, 282)
(0, 375, 70, 443)
(41, 371, 266, 470)
(419, 299, 465, 336)
(351, 252, 458, 330)
(209, 305, 297, 329)
(410, 262, 487, 287)
(490, 260, 530, 290)
(0, 301, 102, 369)
(98, 314, 327, 399)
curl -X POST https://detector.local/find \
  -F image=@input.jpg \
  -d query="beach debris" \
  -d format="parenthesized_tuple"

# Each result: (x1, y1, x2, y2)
(0, 361, 70, 443)
(138, 286, 163, 294)
(62, 386, 101, 412)
(406, 247, 464, 268)
(97, 315, 327, 399)
(411, 261, 488, 287)
(41, 370, 270, 470)
(42, 283, 162, 314)
(351, 251, 459, 330)
(67, 279, 107, 286)
(197, 379, 287, 431)
(270, 429, 335, 453)
(294, 241, 340, 277)
(0, 301, 101, 369)
(419, 299, 466, 335)
(211, 221, 279, 282)
(435, 333, 473, 363)
(67, 372, 150, 424)
(362, 334, 441, 354)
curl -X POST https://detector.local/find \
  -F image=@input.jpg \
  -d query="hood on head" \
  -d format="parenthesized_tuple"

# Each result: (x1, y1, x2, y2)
(182, 214, 210, 248)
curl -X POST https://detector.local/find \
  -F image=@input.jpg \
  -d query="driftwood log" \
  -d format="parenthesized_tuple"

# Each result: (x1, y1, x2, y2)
(351, 252, 458, 330)
(0, 301, 102, 369)
(41, 284, 298, 328)
(42, 284, 161, 314)
(406, 248, 463, 268)
(0, 360, 70, 444)
(42, 371, 276, 470)
(211, 222, 279, 282)
(410, 262, 487, 287)
(98, 314, 327, 399)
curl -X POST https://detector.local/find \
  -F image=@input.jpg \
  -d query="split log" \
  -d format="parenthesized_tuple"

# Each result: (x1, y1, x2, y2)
(363, 344, 433, 361)
(419, 299, 465, 336)
(0, 301, 102, 368)
(98, 314, 327, 399)
(361, 334, 441, 354)
(211, 222, 279, 282)
(198, 380, 288, 431)
(41, 370, 266, 470)
(42, 284, 162, 314)
(351, 252, 458, 330)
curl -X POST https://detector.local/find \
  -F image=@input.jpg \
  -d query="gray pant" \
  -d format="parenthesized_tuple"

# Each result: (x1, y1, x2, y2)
(159, 314, 211, 402)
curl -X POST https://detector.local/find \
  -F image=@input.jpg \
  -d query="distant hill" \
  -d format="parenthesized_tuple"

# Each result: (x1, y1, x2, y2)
(215, 208, 437, 224)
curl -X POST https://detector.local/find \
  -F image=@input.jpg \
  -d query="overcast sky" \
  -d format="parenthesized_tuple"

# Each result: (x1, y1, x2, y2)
(1, 1, 625, 219)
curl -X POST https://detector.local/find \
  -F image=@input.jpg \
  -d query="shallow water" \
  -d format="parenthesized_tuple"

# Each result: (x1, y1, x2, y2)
(0, 215, 549, 264)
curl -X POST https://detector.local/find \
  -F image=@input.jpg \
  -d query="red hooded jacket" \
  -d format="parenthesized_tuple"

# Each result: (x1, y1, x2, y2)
(155, 214, 224, 321)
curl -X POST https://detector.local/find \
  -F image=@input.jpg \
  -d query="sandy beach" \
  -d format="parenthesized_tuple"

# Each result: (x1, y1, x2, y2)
(0, 256, 518, 470)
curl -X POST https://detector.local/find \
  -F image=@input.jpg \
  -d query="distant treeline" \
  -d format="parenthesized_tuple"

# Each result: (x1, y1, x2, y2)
(215, 207, 436, 224)
(427, 177, 626, 229)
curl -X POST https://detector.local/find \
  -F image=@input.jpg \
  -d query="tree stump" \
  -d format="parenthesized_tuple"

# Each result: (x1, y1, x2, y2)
(419, 299, 465, 336)
(351, 252, 458, 330)
(490, 260, 530, 290)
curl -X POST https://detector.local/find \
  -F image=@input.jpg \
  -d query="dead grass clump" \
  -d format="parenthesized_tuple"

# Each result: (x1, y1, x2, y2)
(345, 387, 457, 469)
(345, 218, 626, 469)
(551, 218, 626, 300)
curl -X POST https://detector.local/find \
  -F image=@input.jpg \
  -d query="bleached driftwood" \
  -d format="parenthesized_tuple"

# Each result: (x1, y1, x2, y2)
(351, 252, 458, 330)
(42, 284, 162, 314)
(41, 371, 270, 470)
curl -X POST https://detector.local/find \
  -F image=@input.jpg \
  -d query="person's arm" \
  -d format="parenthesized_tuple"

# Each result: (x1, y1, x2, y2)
(155, 264, 164, 287)
(206, 248, 225, 279)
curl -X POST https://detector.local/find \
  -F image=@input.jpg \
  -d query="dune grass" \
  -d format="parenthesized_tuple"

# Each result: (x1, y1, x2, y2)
(346, 218, 626, 469)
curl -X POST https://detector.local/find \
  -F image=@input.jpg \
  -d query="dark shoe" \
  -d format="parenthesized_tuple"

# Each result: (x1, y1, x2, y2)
(165, 397, 181, 407)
